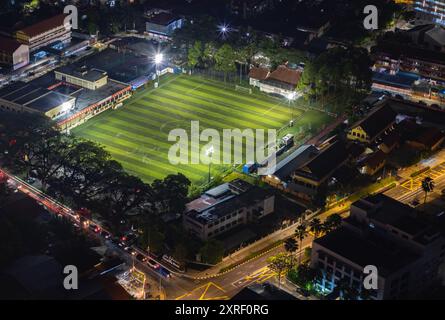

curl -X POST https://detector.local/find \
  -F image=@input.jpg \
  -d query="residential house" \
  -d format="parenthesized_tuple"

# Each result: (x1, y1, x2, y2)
(358, 150, 387, 176)
(347, 104, 397, 144)
(405, 125, 445, 151)
(249, 65, 302, 97)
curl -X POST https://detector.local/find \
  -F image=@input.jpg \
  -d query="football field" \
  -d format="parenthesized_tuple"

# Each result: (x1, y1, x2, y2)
(72, 74, 303, 185)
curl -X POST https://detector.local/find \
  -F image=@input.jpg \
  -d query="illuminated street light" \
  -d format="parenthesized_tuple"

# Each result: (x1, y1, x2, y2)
(206, 146, 214, 183)
(287, 92, 296, 125)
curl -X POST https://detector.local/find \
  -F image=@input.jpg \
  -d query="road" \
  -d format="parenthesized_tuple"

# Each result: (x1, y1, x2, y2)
(1, 167, 313, 300)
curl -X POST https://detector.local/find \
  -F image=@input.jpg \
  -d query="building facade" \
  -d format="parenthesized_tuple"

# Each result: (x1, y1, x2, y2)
(414, 0, 445, 26)
(0, 36, 29, 70)
(183, 179, 275, 240)
(15, 14, 72, 52)
(311, 194, 445, 299)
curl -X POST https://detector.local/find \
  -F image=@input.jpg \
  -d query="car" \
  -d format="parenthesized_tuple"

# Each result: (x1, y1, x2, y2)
(26, 177, 36, 184)
(147, 258, 160, 269)
(89, 224, 101, 233)
(136, 254, 147, 262)
(100, 230, 111, 239)
(157, 266, 171, 278)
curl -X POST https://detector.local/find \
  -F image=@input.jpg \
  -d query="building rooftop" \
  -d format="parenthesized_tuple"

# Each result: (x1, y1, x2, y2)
(0, 81, 74, 112)
(17, 14, 67, 38)
(56, 65, 107, 82)
(267, 65, 302, 86)
(185, 180, 274, 225)
(272, 144, 319, 180)
(294, 140, 349, 183)
(248, 67, 270, 81)
(314, 227, 419, 277)
(350, 104, 397, 141)
(146, 12, 180, 26)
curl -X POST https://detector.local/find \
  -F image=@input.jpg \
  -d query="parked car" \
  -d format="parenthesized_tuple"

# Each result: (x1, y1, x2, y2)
(147, 258, 160, 269)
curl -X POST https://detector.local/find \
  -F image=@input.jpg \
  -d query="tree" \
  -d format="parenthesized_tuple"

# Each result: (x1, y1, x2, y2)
(421, 176, 435, 204)
(214, 44, 236, 83)
(203, 42, 216, 68)
(284, 238, 298, 267)
(173, 243, 188, 264)
(309, 218, 323, 238)
(199, 240, 224, 264)
(187, 41, 202, 71)
(334, 278, 359, 300)
(267, 252, 292, 288)
(294, 224, 307, 265)
(323, 214, 342, 233)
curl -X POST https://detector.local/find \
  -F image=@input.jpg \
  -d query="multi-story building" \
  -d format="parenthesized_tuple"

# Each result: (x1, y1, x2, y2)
(414, 0, 445, 26)
(145, 11, 183, 42)
(0, 36, 29, 70)
(183, 179, 275, 240)
(311, 194, 445, 299)
(229, 0, 276, 20)
(15, 14, 71, 52)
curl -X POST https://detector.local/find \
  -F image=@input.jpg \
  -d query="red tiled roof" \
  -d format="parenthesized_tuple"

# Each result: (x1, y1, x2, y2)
(0, 36, 23, 54)
(268, 65, 302, 86)
(248, 67, 270, 80)
(17, 14, 67, 38)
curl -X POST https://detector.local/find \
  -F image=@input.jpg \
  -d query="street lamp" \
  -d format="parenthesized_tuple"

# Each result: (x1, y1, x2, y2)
(287, 92, 296, 125)
(154, 53, 163, 87)
(206, 145, 214, 183)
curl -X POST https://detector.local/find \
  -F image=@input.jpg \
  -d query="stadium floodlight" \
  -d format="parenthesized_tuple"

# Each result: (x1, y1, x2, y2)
(154, 53, 163, 87)
(206, 146, 214, 183)
(154, 53, 163, 65)
(287, 92, 296, 124)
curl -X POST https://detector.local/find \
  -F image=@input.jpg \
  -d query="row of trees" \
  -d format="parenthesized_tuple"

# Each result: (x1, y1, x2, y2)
(268, 214, 342, 286)
(0, 114, 191, 256)
(297, 47, 372, 113)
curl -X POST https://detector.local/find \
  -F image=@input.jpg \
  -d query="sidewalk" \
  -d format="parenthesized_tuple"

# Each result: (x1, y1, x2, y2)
(188, 211, 319, 279)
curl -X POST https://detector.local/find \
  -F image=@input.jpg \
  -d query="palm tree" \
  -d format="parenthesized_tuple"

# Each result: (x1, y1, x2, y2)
(309, 218, 323, 238)
(323, 213, 342, 233)
(284, 238, 298, 267)
(421, 176, 435, 204)
(294, 224, 307, 265)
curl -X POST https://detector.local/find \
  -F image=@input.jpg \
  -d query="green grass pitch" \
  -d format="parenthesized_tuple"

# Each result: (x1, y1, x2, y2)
(72, 74, 322, 185)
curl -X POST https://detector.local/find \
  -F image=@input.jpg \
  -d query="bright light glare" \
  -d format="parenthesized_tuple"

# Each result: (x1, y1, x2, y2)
(287, 92, 296, 101)
(206, 146, 214, 157)
(154, 53, 163, 64)
(218, 24, 230, 36)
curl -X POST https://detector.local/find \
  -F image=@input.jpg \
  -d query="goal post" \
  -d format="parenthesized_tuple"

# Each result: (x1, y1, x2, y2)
(235, 85, 252, 94)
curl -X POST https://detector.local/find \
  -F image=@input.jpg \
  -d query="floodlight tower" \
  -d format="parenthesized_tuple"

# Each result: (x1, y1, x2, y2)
(154, 53, 163, 87)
